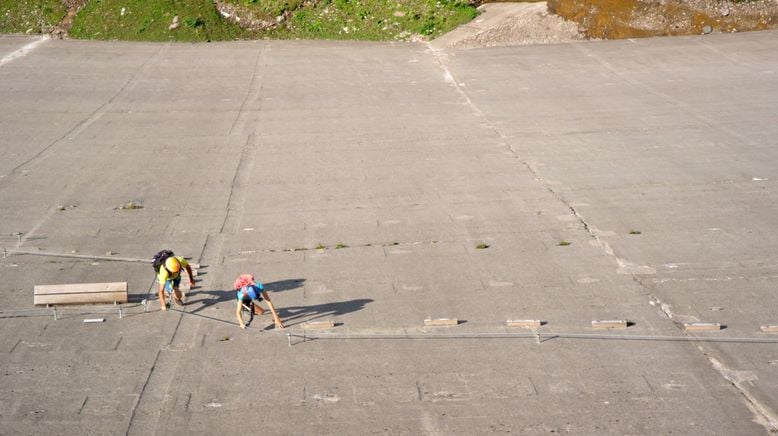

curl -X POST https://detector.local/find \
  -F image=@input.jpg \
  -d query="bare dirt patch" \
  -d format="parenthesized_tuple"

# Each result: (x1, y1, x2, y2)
(52, 0, 88, 38)
(547, 0, 778, 39)
(431, 2, 583, 49)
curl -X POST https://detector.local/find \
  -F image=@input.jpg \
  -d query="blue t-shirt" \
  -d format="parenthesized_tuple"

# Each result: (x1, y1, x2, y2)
(236, 283, 263, 301)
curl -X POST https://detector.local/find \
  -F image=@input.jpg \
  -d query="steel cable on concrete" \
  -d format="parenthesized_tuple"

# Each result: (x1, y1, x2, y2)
(286, 331, 778, 345)
(0, 302, 148, 320)
(8, 250, 151, 263)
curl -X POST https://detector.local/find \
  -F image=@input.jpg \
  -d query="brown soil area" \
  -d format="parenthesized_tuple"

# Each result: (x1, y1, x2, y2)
(546, 0, 778, 39)
(52, 0, 88, 38)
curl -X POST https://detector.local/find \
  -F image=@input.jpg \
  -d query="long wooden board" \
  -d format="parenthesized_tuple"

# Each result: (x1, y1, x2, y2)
(34, 282, 128, 306)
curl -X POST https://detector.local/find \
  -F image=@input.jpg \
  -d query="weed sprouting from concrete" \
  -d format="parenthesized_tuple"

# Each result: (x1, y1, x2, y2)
(629, 230, 642, 235)
(476, 243, 490, 249)
(115, 202, 143, 210)
(558, 240, 571, 246)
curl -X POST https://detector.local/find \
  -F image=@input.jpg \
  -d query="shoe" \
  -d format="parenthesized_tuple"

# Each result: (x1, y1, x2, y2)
(173, 298, 183, 306)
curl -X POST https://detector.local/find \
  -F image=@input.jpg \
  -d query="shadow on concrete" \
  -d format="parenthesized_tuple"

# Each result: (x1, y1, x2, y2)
(264, 278, 306, 293)
(187, 278, 306, 315)
(276, 298, 374, 329)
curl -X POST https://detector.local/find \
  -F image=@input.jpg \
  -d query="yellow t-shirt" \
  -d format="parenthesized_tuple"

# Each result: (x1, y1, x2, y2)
(157, 256, 189, 282)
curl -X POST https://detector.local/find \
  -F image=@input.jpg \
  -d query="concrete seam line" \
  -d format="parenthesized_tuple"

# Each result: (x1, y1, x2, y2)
(0, 36, 49, 68)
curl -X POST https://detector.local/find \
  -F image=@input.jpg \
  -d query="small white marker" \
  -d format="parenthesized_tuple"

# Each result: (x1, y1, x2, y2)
(84, 318, 105, 323)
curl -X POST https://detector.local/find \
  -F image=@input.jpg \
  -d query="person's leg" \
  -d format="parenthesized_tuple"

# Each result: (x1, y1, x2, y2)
(158, 283, 167, 310)
(172, 276, 183, 303)
(163, 280, 174, 307)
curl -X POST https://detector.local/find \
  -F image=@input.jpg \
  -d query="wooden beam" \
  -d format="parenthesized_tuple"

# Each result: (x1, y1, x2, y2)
(302, 320, 335, 330)
(592, 319, 628, 329)
(683, 322, 721, 332)
(506, 320, 542, 328)
(34, 282, 128, 306)
(424, 318, 458, 326)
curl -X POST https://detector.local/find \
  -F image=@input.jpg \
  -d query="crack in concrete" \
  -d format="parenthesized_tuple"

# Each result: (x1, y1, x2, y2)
(705, 353, 778, 433)
(427, 42, 651, 278)
(429, 41, 778, 433)
(229, 44, 268, 135)
(229, 239, 441, 257)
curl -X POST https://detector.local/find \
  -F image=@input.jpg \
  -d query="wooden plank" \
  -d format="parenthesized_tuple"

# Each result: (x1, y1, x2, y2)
(592, 320, 628, 329)
(424, 318, 458, 326)
(34, 282, 128, 306)
(506, 320, 542, 328)
(302, 320, 335, 330)
(760, 325, 778, 333)
(683, 322, 721, 332)
(34, 292, 128, 306)
(34, 282, 127, 295)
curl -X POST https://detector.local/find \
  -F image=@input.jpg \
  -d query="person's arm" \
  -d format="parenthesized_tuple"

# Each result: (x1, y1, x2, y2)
(261, 291, 284, 329)
(236, 299, 246, 329)
(158, 281, 167, 311)
(184, 263, 195, 288)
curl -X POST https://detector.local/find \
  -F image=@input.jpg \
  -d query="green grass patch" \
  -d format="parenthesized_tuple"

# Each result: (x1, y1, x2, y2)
(0, 0, 67, 34)
(224, 0, 478, 41)
(558, 240, 571, 246)
(69, 0, 251, 41)
(476, 243, 490, 249)
(283, 0, 475, 40)
(11, 0, 478, 42)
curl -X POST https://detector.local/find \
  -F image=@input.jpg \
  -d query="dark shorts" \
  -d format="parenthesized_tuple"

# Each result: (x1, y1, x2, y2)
(240, 296, 262, 310)
(164, 276, 182, 294)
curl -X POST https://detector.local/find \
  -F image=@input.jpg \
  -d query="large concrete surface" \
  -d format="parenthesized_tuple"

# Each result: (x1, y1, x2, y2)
(1, 30, 777, 434)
